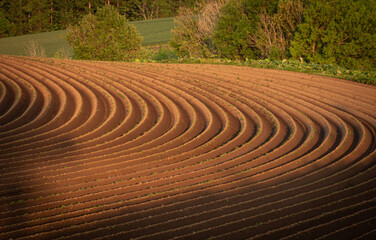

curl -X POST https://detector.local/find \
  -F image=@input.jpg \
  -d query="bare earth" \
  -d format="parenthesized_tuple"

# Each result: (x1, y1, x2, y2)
(0, 55, 375, 239)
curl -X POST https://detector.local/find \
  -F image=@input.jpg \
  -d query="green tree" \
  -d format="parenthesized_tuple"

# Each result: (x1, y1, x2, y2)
(290, 0, 376, 70)
(0, 0, 205, 37)
(23, 0, 50, 33)
(250, 0, 303, 59)
(5, 0, 28, 36)
(213, 0, 278, 60)
(132, 0, 162, 19)
(213, 0, 253, 59)
(0, 10, 11, 37)
(66, 5, 143, 61)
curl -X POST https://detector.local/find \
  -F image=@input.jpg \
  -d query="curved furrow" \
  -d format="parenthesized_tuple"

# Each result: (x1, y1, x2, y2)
(0, 63, 43, 134)
(0, 65, 54, 143)
(0, 68, 30, 127)
(0, 85, 203, 210)
(0, 56, 375, 240)
(62, 61, 184, 154)
(1, 70, 234, 198)
(0, 66, 362, 236)
(0, 61, 67, 144)
(83, 63, 374, 238)
(0, 59, 111, 154)
(0, 64, 225, 218)
(125, 63, 374, 231)
(0, 68, 312, 238)
(0, 86, 232, 238)
(164, 63, 374, 167)
(0, 59, 258, 233)
(0, 63, 90, 158)
(229, 66, 376, 105)
(0, 77, 13, 116)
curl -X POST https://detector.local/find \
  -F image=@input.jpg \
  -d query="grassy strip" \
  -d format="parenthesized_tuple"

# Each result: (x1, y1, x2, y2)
(244, 59, 376, 86)
(143, 52, 376, 86)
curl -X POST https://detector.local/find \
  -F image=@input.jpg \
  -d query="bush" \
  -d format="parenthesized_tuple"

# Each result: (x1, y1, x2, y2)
(66, 5, 143, 61)
(151, 45, 178, 61)
(24, 40, 46, 58)
(169, 0, 225, 58)
(54, 47, 72, 59)
(212, 0, 252, 60)
(213, 0, 279, 60)
(250, 0, 303, 60)
(290, 0, 376, 70)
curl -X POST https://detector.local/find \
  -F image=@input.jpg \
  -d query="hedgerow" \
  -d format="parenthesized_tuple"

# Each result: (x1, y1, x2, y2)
(169, 0, 376, 71)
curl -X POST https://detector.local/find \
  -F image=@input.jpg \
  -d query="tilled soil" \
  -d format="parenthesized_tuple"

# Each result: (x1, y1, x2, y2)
(0, 56, 375, 240)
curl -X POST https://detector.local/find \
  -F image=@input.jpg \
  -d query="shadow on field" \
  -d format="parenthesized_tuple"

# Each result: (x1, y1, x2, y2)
(0, 130, 77, 239)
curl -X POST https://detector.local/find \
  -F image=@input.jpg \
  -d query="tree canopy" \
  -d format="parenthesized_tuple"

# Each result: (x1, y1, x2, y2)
(0, 0, 205, 38)
(290, 0, 376, 70)
(170, 0, 375, 70)
(66, 5, 143, 61)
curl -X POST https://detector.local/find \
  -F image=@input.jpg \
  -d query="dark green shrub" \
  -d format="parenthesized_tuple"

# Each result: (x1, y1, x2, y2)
(66, 5, 143, 61)
(290, 0, 376, 70)
(213, 0, 253, 60)
(152, 45, 178, 61)
(213, 0, 278, 60)
(0, 11, 11, 38)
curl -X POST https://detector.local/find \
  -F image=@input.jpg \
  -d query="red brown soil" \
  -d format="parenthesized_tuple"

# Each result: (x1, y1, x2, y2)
(0, 55, 375, 240)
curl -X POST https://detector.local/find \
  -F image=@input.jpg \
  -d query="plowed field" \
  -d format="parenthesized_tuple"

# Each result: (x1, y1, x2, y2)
(1, 55, 376, 239)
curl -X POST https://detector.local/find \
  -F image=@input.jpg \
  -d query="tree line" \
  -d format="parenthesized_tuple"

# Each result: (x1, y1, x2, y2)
(0, 0, 202, 37)
(171, 0, 375, 70)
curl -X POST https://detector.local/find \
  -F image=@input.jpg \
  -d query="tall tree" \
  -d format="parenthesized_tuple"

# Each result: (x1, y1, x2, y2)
(7, 0, 28, 35)
(50, 1, 54, 28)
(0, 10, 11, 37)
(132, 0, 159, 19)
(131, 0, 185, 20)
(23, 0, 50, 33)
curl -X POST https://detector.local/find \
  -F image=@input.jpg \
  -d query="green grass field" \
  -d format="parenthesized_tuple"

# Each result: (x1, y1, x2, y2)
(0, 17, 176, 58)
(133, 17, 176, 46)
(0, 30, 71, 58)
